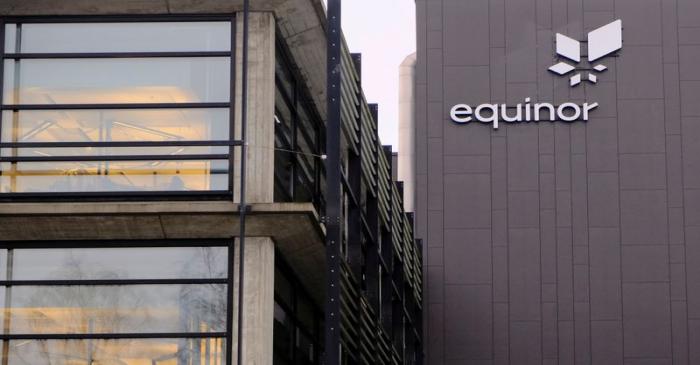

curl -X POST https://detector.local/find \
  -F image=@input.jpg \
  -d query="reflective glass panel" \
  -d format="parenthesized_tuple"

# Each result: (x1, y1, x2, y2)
(2, 146, 228, 157)
(4, 338, 226, 364)
(11, 247, 227, 280)
(5, 284, 226, 334)
(1, 109, 230, 142)
(10, 22, 231, 53)
(3, 58, 230, 104)
(4, 24, 16, 53)
(0, 160, 229, 193)
(0, 250, 6, 280)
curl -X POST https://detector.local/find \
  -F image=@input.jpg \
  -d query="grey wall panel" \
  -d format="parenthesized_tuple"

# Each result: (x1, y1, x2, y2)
(444, 229, 492, 284)
(591, 320, 623, 364)
(681, 119, 700, 188)
(619, 154, 667, 190)
(686, 190, 700, 227)
(589, 227, 622, 321)
(509, 228, 542, 321)
(558, 320, 575, 363)
(618, 100, 666, 154)
(679, 27, 700, 45)
(616, 0, 662, 46)
(415, 0, 694, 362)
(664, 64, 682, 134)
(617, 47, 664, 100)
(510, 321, 543, 365)
(671, 301, 689, 364)
(622, 283, 672, 358)
(443, 0, 489, 66)
(588, 172, 620, 227)
(680, 82, 700, 116)
(620, 190, 668, 245)
(444, 285, 493, 360)
(678, 0, 700, 27)
(428, 303, 445, 364)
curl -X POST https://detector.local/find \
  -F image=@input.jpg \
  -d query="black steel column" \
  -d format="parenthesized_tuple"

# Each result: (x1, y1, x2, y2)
(324, 0, 342, 364)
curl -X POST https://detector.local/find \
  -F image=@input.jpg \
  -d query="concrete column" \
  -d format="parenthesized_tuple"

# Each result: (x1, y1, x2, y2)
(234, 12, 276, 204)
(232, 236, 275, 365)
(398, 53, 417, 212)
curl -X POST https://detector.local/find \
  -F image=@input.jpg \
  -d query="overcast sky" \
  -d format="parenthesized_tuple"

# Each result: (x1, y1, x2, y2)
(322, 0, 416, 150)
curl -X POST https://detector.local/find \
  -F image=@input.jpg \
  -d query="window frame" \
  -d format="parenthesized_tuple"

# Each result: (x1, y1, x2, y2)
(273, 32, 325, 213)
(0, 15, 238, 201)
(0, 239, 233, 363)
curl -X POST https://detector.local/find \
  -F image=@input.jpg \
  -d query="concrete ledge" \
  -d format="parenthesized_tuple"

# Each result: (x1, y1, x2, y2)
(0, 1, 283, 15)
(0, 200, 327, 305)
(0, 201, 314, 215)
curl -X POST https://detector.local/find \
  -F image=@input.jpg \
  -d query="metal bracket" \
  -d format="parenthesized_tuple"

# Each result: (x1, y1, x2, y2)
(320, 216, 341, 224)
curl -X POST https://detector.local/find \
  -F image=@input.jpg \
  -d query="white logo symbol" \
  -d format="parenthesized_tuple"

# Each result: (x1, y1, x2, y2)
(548, 20, 622, 86)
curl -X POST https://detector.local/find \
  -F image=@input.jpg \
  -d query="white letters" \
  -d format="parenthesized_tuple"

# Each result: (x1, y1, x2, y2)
(557, 102, 581, 122)
(501, 104, 522, 123)
(449, 98, 600, 129)
(583, 102, 599, 120)
(450, 104, 472, 123)
(475, 104, 499, 129)
(534, 103, 555, 121)
(524, 98, 532, 121)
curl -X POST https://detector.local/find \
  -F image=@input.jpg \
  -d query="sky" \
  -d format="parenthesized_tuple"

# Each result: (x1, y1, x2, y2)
(322, 0, 416, 150)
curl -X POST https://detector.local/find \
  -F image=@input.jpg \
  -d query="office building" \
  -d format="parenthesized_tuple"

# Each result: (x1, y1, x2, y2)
(414, 0, 700, 363)
(0, 0, 423, 364)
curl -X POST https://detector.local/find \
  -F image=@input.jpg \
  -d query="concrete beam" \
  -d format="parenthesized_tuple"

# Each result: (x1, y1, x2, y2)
(0, 0, 287, 15)
(0, 201, 327, 306)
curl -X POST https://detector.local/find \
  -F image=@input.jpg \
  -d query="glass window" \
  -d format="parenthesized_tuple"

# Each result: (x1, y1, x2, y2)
(274, 40, 323, 209)
(0, 17, 237, 358)
(275, 91, 294, 142)
(1, 20, 234, 196)
(273, 301, 294, 362)
(5, 284, 226, 334)
(4, 24, 16, 52)
(3, 58, 230, 104)
(9, 22, 231, 53)
(3, 338, 226, 365)
(0, 159, 229, 193)
(275, 50, 295, 100)
(274, 261, 322, 365)
(0, 244, 231, 362)
(3, 146, 229, 157)
(1, 109, 230, 142)
(274, 267, 293, 307)
(11, 247, 227, 280)
(0, 244, 231, 354)
(296, 330, 315, 364)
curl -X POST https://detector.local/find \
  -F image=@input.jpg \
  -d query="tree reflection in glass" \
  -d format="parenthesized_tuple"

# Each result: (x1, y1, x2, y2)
(1, 247, 228, 364)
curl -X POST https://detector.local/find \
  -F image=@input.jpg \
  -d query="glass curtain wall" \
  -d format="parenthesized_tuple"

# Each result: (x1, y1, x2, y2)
(0, 19, 234, 195)
(0, 242, 230, 365)
(273, 36, 324, 212)
(273, 258, 322, 365)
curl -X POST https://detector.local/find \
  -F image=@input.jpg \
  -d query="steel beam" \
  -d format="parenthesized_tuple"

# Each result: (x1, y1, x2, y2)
(324, 0, 343, 363)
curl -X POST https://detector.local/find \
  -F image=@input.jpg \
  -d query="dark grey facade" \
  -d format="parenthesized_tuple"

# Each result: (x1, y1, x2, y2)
(415, 0, 700, 364)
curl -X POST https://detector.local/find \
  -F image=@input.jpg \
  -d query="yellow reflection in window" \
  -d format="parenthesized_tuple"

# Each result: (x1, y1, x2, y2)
(1, 161, 222, 192)
(5, 338, 225, 365)
(0, 84, 232, 193)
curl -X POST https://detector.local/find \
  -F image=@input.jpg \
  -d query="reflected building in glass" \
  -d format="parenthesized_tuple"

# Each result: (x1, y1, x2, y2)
(0, 1, 423, 365)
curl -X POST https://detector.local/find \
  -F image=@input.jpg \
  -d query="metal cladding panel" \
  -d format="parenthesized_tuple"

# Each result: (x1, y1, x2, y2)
(417, 0, 693, 363)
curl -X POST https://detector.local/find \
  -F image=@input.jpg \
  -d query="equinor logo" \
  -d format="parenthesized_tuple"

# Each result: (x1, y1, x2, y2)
(449, 20, 622, 129)
(449, 100, 598, 130)
(549, 20, 623, 86)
